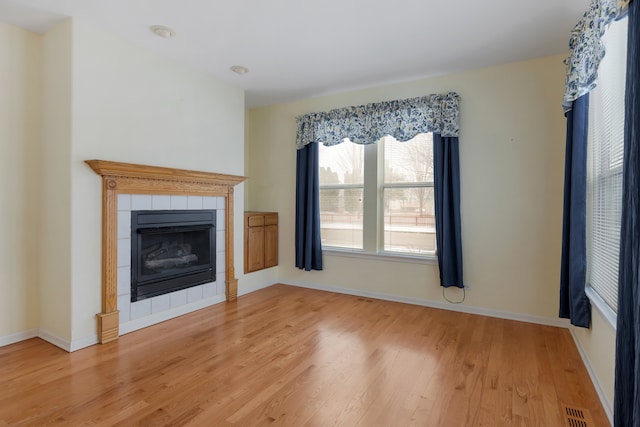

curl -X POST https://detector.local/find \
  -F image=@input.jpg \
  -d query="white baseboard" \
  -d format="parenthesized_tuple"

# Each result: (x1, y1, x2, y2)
(39, 329, 99, 352)
(569, 328, 614, 426)
(0, 286, 275, 352)
(238, 279, 278, 297)
(69, 334, 100, 352)
(120, 294, 227, 336)
(2, 281, 570, 354)
(1, 328, 98, 353)
(280, 280, 571, 328)
(37, 328, 72, 352)
(0, 329, 38, 348)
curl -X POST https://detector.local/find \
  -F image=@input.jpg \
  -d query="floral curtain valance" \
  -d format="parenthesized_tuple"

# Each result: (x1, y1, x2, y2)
(296, 92, 460, 149)
(562, 0, 628, 112)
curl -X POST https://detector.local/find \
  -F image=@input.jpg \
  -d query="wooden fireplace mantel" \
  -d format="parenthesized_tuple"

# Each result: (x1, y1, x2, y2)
(86, 160, 246, 344)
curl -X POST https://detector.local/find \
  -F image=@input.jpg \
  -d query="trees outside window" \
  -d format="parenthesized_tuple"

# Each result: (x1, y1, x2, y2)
(319, 133, 435, 255)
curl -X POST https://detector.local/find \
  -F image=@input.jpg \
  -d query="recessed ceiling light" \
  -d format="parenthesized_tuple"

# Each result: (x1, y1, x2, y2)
(230, 65, 249, 75)
(150, 25, 175, 39)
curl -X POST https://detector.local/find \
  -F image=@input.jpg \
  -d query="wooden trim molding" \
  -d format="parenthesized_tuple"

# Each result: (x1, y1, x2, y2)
(86, 160, 246, 344)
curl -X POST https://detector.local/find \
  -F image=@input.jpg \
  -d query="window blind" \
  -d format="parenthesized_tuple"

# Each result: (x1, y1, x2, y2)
(586, 16, 628, 313)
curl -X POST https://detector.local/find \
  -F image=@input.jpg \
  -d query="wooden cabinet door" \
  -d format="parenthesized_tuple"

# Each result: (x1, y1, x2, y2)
(264, 224, 278, 268)
(244, 212, 278, 273)
(246, 225, 265, 272)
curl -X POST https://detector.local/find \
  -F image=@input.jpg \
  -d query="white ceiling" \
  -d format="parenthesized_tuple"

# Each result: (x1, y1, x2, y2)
(0, 0, 588, 108)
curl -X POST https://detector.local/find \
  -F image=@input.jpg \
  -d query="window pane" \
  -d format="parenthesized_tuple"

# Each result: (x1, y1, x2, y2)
(382, 133, 435, 255)
(320, 188, 363, 249)
(319, 141, 365, 249)
(319, 141, 364, 185)
(383, 187, 435, 254)
(384, 133, 433, 184)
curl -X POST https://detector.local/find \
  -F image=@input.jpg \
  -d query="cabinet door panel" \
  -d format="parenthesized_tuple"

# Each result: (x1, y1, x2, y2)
(246, 226, 265, 272)
(265, 224, 278, 268)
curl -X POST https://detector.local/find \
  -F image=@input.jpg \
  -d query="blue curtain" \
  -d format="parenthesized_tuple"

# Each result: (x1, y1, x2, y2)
(559, 94, 591, 328)
(433, 134, 463, 288)
(295, 141, 323, 271)
(614, 1, 640, 424)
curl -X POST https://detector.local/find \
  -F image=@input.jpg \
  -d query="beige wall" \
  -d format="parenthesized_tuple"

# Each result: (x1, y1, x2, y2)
(247, 55, 567, 319)
(0, 23, 41, 338)
(67, 20, 246, 343)
(39, 20, 73, 341)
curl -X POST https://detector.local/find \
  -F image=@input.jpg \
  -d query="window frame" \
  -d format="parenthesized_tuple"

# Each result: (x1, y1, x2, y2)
(319, 134, 437, 260)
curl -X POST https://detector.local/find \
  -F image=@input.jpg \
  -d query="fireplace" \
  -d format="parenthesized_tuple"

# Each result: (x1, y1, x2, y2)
(87, 159, 245, 344)
(131, 210, 216, 302)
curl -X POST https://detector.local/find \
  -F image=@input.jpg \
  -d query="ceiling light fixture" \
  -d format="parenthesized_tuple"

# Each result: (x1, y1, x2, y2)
(230, 65, 249, 75)
(150, 25, 175, 39)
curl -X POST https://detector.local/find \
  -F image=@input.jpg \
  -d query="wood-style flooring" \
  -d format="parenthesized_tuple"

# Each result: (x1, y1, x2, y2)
(0, 284, 608, 426)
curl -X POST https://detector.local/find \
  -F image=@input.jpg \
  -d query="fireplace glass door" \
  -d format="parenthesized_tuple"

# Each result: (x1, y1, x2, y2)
(131, 210, 215, 301)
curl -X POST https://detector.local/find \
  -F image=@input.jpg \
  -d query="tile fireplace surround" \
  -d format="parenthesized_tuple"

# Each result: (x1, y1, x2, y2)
(117, 194, 225, 334)
(86, 160, 245, 344)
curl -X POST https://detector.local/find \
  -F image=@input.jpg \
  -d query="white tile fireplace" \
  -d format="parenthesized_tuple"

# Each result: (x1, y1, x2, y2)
(116, 193, 227, 335)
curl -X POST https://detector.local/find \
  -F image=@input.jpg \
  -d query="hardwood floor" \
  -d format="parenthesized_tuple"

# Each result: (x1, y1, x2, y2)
(0, 284, 608, 426)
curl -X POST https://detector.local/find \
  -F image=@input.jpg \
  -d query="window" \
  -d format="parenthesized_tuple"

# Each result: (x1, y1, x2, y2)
(586, 16, 627, 314)
(319, 133, 435, 256)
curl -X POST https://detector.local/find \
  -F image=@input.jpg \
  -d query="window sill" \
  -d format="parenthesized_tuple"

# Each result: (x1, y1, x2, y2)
(322, 248, 437, 265)
(585, 286, 617, 330)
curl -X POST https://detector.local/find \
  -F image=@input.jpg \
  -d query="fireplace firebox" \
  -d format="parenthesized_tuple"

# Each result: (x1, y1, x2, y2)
(131, 210, 216, 302)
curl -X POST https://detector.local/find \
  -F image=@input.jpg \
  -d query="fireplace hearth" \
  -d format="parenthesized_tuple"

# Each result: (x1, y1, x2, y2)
(131, 210, 216, 302)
